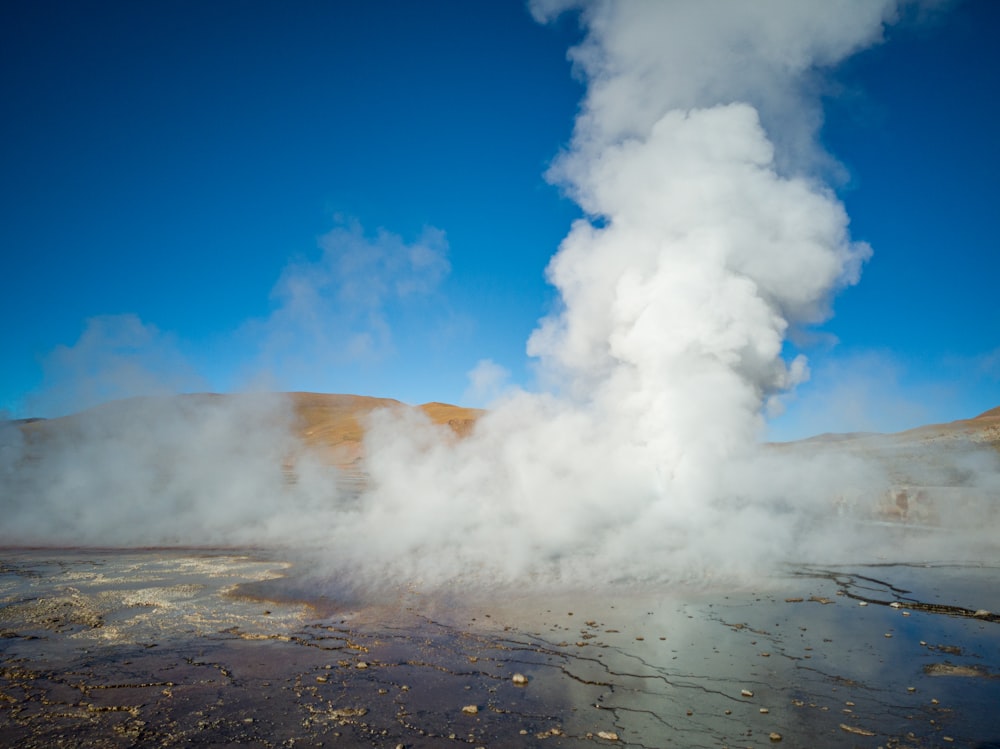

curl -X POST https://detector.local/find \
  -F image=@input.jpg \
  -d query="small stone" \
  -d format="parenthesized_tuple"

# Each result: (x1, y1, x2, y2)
(316, 675, 328, 683)
(759, 708, 769, 714)
(597, 731, 619, 741)
(858, 601, 868, 607)
(907, 687, 916, 693)
(890, 602, 901, 609)
(724, 709, 732, 715)
(512, 673, 529, 685)
(461, 705, 478, 715)
(356, 661, 368, 669)
(741, 689, 754, 698)
(769, 732, 782, 742)
(974, 610, 991, 618)
(884, 633, 892, 638)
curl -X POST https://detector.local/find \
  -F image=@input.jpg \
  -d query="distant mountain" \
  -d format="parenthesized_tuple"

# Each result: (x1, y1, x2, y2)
(7, 394, 996, 526)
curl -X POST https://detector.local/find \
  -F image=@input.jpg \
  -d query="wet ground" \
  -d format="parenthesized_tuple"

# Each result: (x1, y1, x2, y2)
(2, 547, 999, 748)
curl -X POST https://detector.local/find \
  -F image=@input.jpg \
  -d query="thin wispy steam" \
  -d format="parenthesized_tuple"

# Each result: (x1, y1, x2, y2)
(29, 314, 204, 418)
(248, 220, 450, 385)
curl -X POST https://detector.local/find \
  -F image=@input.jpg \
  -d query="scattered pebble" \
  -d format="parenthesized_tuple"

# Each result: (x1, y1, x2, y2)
(890, 602, 902, 609)
(461, 705, 479, 715)
(769, 732, 782, 742)
(356, 661, 369, 669)
(597, 731, 619, 741)
(512, 673, 529, 686)
(759, 708, 769, 714)
(884, 633, 893, 638)
(316, 675, 328, 683)
(974, 610, 991, 618)
(839, 723, 876, 737)
(741, 689, 754, 698)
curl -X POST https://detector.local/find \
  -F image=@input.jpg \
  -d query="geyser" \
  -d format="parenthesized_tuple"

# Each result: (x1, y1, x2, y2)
(4, 1, 993, 589)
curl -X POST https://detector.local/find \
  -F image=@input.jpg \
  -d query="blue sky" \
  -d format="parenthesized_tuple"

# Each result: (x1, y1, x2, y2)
(1, 0, 998, 439)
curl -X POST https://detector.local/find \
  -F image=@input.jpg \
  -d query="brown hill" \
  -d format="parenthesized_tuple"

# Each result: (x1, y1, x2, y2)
(11, 392, 483, 473)
(288, 392, 483, 468)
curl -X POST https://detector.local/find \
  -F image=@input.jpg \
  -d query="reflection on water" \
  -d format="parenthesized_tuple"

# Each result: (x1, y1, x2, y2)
(1, 548, 999, 747)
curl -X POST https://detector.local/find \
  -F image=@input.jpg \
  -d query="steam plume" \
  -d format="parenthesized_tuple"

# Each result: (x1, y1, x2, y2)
(323, 0, 907, 585)
(6, 2, 990, 588)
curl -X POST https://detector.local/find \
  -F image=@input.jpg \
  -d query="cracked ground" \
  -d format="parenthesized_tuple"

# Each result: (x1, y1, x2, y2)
(2, 549, 999, 748)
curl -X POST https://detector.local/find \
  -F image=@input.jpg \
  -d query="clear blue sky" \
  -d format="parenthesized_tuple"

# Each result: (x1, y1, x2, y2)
(1, 0, 997, 439)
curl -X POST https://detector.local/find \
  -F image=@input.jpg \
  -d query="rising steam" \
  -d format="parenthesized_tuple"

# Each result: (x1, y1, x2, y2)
(3, 1, 990, 588)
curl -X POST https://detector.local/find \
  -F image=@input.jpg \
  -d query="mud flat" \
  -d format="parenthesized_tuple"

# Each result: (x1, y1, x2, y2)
(2, 547, 999, 747)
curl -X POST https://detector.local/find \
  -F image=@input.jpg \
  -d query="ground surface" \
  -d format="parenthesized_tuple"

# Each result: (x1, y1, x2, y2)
(2, 547, 1000, 748)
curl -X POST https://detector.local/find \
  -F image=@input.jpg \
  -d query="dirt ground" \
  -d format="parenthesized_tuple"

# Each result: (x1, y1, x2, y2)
(2, 547, 999, 748)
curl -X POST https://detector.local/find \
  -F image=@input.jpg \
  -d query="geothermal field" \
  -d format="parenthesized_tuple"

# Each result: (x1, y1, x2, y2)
(3, 1, 999, 747)
(2, 395, 999, 747)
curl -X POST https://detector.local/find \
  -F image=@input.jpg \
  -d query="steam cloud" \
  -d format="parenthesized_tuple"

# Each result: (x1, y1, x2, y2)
(3, 1, 995, 589)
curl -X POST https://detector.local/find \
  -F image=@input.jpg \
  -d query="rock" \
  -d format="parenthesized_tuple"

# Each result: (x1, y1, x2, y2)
(597, 731, 619, 741)
(356, 661, 368, 669)
(840, 723, 876, 737)
(461, 705, 478, 715)
(512, 673, 528, 685)
(974, 609, 991, 618)
(741, 689, 754, 698)
(330, 707, 367, 718)
(769, 732, 782, 742)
